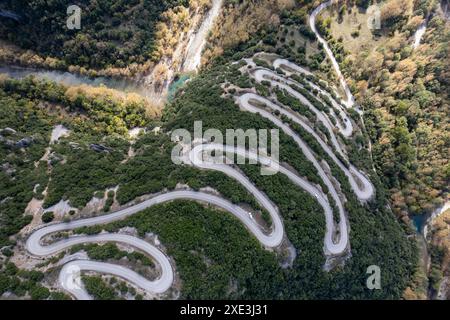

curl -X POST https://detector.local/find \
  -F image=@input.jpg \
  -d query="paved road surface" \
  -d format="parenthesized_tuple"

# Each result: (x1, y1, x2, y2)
(272, 58, 353, 137)
(243, 72, 374, 201)
(25, 1, 379, 298)
(309, 1, 356, 108)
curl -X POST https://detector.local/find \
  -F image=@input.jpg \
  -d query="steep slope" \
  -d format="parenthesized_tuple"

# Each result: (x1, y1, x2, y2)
(0, 0, 423, 300)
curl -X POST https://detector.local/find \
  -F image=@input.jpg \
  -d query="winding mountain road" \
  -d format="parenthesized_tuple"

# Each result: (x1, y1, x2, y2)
(254, 68, 352, 146)
(27, 135, 355, 298)
(187, 143, 347, 254)
(24, 0, 376, 300)
(26, 190, 276, 299)
(248, 63, 374, 198)
(272, 58, 353, 136)
(309, 0, 356, 108)
(234, 95, 350, 254)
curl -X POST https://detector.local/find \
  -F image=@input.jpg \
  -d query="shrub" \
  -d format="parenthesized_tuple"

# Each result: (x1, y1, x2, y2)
(41, 212, 54, 223)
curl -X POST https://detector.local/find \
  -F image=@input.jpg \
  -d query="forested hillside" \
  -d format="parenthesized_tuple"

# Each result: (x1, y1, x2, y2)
(0, 0, 203, 75)
(3, 0, 448, 301)
(428, 208, 450, 299)
(0, 57, 417, 299)
(313, 0, 449, 299)
(319, 0, 449, 218)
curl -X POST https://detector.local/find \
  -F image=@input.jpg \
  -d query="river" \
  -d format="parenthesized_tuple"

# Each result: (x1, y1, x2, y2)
(0, 0, 224, 103)
(412, 10, 432, 51)
(423, 201, 450, 238)
(0, 65, 151, 97)
(182, 0, 223, 72)
(413, 21, 427, 49)
(0, 10, 21, 22)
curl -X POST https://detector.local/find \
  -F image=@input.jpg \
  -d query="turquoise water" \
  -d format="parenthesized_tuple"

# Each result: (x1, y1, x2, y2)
(412, 203, 450, 234)
(168, 74, 190, 101)
(412, 214, 427, 233)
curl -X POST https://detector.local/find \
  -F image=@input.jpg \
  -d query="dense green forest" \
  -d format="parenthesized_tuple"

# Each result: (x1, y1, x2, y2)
(0, 260, 68, 299)
(0, 91, 51, 248)
(160, 53, 417, 299)
(0, 52, 418, 298)
(67, 52, 417, 298)
(0, 0, 434, 300)
(0, 0, 190, 70)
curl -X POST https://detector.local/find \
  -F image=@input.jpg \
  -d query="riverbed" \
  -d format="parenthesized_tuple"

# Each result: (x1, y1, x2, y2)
(0, 65, 150, 97)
